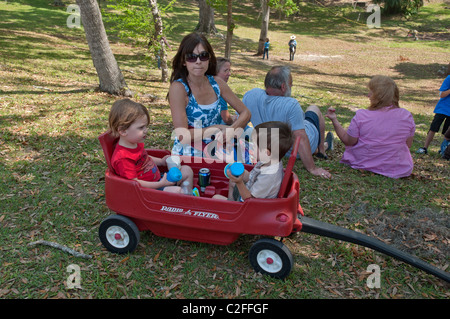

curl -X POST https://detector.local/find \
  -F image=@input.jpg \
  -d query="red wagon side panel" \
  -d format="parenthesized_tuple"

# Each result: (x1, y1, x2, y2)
(100, 131, 303, 246)
(104, 168, 300, 245)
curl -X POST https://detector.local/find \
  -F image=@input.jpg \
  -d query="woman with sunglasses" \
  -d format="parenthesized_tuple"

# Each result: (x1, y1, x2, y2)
(168, 33, 251, 160)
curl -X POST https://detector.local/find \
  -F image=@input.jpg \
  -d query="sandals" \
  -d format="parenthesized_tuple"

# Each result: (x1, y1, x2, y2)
(315, 132, 334, 160)
(315, 152, 328, 160)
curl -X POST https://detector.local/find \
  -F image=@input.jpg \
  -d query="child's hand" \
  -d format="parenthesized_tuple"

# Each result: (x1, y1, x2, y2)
(161, 155, 170, 165)
(151, 155, 171, 166)
(226, 168, 244, 184)
(161, 173, 176, 186)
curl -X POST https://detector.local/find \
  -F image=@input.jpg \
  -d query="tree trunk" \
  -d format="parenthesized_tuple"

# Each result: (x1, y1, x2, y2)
(257, 0, 270, 56)
(148, 0, 169, 82)
(76, 0, 131, 96)
(195, 0, 217, 34)
(224, 0, 233, 59)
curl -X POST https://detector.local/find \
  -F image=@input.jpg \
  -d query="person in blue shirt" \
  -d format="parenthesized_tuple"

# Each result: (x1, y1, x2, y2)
(263, 38, 270, 60)
(416, 70, 450, 155)
(288, 35, 297, 61)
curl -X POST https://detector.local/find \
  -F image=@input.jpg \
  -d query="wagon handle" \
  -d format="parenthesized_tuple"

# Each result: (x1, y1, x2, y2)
(300, 215, 450, 283)
(278, 136, 301, 198)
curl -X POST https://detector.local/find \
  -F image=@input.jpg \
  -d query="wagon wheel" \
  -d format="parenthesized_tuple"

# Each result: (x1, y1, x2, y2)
(249, 238, 294, 279)
(99, 215, 140, 254)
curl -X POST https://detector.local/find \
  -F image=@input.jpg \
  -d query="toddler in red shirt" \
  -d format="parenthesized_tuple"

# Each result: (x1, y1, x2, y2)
(108, 98, 193, 192)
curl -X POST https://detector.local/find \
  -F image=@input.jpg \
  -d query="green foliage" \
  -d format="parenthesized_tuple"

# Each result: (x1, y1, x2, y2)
(209, 0, 299, 17)
(269, 0, 299, 17)
(103, 0, 152, 46)
(373, 0, 424, 18)
(102, 0, 176, 64)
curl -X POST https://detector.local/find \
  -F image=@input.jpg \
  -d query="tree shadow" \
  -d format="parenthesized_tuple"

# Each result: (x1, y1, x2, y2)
(0, 87, 96, 96)
(0, 0, 82, 35)
(392, 62, 449, 80)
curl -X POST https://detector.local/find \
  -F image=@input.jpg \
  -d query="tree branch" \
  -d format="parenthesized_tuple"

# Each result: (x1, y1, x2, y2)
(28, 240, 92, 259)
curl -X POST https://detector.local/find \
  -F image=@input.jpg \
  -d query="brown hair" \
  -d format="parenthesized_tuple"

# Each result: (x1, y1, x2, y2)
(108, 99, 150, 137)
(254, 121, 293, 161)
(367, 75, 400, 110)
(169, 33, 217, 95)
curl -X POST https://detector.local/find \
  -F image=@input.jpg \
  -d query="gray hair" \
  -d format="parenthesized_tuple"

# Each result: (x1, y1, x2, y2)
(264, 66, 292, 97)
(216, 57, 231, 72)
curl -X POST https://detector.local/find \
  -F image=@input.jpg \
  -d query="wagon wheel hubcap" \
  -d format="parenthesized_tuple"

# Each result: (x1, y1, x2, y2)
(106, 226, 130, 248)
(257, 249, 283, 273)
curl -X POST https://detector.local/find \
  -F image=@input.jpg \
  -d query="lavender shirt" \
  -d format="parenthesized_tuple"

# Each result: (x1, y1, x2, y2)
(342, 106, 415, 179)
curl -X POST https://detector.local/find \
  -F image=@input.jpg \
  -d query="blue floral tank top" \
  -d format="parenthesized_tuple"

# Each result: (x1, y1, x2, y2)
(172, 75, 222, 157)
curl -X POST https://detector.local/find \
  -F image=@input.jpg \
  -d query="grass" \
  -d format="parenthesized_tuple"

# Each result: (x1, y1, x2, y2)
(0, 0, 449, 301)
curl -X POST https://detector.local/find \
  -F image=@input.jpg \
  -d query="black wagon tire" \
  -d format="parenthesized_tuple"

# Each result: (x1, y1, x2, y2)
(249, 238, 294, 280)
(99, 215, 140, 254)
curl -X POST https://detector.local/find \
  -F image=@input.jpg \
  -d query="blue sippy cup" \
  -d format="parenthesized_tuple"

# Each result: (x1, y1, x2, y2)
(167, 167, 182, 182)
(224, 162, 244, 178)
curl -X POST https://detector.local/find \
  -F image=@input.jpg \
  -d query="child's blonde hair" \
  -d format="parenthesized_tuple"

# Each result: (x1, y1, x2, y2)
(108, 98, 150, 137)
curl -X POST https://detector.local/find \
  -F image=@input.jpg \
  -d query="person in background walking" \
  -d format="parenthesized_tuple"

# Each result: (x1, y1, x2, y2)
(263, 38, 270, 60)
(288, 35, 297, 61)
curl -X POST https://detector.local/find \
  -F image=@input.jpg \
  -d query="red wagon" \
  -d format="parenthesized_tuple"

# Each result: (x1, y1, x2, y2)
(98, 132, 450, 282)
(98, 132, 304, 279)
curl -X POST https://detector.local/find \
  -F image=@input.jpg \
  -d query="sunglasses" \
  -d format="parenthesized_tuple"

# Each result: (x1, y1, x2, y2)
(185, 52, 210, 63)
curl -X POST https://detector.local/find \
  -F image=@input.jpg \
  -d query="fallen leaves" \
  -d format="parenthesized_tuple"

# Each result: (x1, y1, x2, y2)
(1, 0, 449, 300)
(423, 233, 438, 242)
